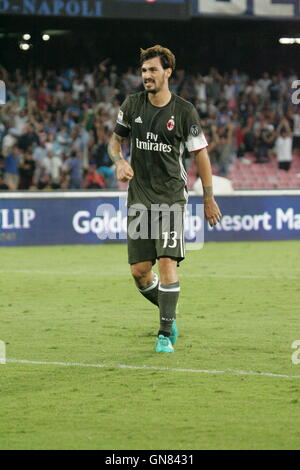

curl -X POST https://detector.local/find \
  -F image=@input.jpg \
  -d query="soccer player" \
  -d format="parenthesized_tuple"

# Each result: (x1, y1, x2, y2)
(109, 45, 221, 353)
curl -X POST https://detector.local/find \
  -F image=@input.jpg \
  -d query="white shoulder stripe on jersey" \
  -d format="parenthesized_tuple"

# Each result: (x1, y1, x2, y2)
(185, 132, 208, 153)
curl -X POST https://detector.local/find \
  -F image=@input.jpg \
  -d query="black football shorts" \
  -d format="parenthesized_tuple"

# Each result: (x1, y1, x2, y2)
(127, 206, 186, 265)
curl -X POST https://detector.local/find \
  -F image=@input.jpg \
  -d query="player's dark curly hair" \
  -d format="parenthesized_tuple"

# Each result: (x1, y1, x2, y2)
(139, 45, 176, 72)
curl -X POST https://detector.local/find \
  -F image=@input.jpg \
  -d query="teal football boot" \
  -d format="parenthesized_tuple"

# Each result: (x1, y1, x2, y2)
(155, 335, 174, 353)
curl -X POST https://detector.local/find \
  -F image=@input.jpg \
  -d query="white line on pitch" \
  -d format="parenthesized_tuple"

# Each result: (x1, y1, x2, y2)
(6, 359, 300, 379)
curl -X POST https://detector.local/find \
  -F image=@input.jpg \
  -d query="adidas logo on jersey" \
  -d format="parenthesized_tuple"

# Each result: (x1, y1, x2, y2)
(134, 116, 143, 123)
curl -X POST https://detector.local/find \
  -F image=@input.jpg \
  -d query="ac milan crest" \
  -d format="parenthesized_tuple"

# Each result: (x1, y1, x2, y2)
(167, 116, 175, 131)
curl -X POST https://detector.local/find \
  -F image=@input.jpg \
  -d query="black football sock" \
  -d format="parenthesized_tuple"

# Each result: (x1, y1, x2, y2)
(137, 273, 159, 306)
(158, 282, 180, 336)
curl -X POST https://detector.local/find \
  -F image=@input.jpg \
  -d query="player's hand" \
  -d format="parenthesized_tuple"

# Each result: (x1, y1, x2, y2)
(116, 159, 134, 182)
(204, 197, 222, 227)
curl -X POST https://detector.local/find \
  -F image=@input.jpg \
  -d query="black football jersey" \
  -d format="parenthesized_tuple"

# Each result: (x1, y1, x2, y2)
(114, 91, 207, 208)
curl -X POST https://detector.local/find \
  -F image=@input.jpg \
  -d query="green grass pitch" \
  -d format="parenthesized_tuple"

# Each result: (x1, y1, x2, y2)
(0, 240, 300, 450)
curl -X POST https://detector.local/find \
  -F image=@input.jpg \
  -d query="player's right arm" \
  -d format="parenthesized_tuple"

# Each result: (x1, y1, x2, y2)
(108, 133, 134, 182)
(108, 96, 134, 182)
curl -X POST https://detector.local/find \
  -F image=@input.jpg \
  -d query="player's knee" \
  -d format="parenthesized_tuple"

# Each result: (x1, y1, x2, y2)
(130, 263, 151, 284)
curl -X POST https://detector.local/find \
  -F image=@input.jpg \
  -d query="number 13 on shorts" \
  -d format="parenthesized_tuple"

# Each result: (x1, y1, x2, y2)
(162, 231, 178, 248)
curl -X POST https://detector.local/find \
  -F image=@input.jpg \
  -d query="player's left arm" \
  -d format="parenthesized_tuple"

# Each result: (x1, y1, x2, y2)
(192, 147, 222, 226)
(184, 104, 222, 226)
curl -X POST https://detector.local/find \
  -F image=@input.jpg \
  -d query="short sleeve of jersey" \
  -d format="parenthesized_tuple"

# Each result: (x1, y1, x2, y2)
(184, 105, 208, 153)
(114, 96, 132, 138)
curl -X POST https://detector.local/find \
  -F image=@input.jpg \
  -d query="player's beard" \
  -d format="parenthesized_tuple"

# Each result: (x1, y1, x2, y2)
(144, 76, 165, 95)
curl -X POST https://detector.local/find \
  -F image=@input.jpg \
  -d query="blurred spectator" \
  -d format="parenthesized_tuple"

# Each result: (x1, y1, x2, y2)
(214, 124, 236, 177)
(243, 117, 257, 153)
(224, 78, 237, 103)
(64, 150, 82, 189)
(3, 145, 22, 190)
(2, 128, 18, 150)
(254, 122, 275, 163)
(83, 164, 105, 189)
(33, 141, 47, 187)
(42, 149, 63, 189)
(18, 123, 40, 151)
(92, 134, 116, 188)
(205, 67, 223, 104)
(72, 75, 86, 100)
(56, 125, 72, 153)
(19, 149, 36, 189)
(45, 132, 62, 156)
(275, 118, 293, 171)
(257, 72, 272, 99)
(268, 76, 282, 111)
(14, 109, 28, 135)
(33, 140, 47, 165)
(35, 122, 48, 145)
(36, 85, 51, 111)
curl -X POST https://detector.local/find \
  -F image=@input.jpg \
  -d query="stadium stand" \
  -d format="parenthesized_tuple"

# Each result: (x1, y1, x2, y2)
(0, 63, 299, 191)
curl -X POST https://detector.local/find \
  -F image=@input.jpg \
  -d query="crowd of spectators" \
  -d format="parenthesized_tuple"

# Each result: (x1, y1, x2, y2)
(0, 61, 299, 191)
